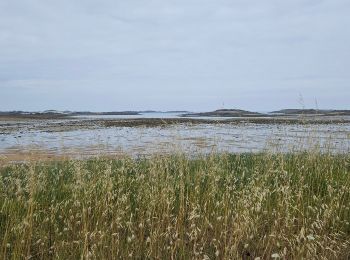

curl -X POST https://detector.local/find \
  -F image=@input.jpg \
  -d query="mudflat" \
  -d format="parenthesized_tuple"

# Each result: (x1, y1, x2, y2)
(1, 111, 349, 162)
(1, 116, 350, 135)
(1, 114, 350, 131)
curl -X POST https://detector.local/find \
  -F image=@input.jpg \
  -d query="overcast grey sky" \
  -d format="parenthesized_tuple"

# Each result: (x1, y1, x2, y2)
(1, 0, 349, 111)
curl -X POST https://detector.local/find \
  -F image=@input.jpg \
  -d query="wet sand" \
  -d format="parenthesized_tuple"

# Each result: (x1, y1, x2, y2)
(1, 115, 350, 135)
(1, 114, 349, 162)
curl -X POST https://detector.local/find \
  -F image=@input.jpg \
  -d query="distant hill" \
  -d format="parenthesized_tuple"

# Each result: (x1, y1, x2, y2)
(182, 109, 263, 117)
(271, 109, 350, 116)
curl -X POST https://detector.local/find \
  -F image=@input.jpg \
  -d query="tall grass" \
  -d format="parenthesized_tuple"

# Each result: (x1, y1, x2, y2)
(0, 153, 349, 259)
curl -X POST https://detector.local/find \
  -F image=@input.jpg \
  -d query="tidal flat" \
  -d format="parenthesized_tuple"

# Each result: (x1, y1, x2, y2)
(0, 112, 349, 161)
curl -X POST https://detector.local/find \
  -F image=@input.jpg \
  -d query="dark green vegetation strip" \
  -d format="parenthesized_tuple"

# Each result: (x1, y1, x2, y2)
(0, 153, 349, 259)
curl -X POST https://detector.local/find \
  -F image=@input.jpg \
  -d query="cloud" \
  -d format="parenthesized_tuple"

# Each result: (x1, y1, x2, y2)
(0, 0, 349, 110)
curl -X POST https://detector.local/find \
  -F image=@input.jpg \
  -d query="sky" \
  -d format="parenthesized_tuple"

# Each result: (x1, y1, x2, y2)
(0, 0, 349, 112)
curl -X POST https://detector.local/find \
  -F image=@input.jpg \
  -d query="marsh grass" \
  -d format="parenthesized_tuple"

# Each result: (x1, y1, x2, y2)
(0, 152, 349, 259)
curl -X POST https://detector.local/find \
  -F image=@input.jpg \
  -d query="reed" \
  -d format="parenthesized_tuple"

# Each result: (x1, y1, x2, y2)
(0, 152, 349, 259)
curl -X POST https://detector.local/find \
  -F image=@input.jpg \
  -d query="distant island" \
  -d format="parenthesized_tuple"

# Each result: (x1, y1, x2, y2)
(182, 109, 264, 117)
(0, 110, 141, 119)
(271, 109, 350, 116)
(1, 109, 350, 120)
(182, 108, 350, 118)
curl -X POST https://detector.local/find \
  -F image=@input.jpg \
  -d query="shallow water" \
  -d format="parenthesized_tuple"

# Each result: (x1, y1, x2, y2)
(71, 112, 274, 121)
(1, 121, 349, 158)
(72, 112, 184, 119)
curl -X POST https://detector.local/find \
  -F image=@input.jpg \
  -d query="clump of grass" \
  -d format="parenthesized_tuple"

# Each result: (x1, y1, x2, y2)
(0, 152, 349, 259)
